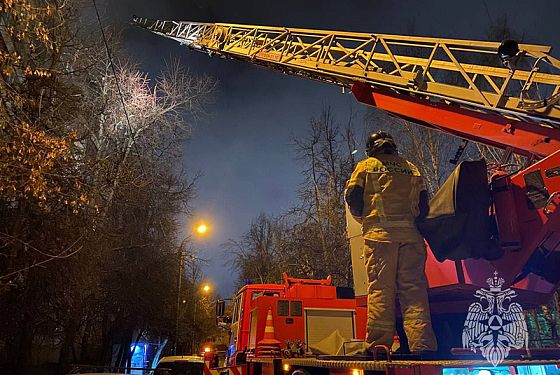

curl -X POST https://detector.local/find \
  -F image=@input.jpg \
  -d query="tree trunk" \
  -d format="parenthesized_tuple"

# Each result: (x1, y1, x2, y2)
(15, 313, 34, 375)
(102, 315, 118, 366)
(59, 307, 82, 373)
(80, 313, 92, 362)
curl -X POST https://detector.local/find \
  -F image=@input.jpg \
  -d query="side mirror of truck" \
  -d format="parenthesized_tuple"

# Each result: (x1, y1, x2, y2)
(216, 299, 226, 317)
(215, 300, 232, 327)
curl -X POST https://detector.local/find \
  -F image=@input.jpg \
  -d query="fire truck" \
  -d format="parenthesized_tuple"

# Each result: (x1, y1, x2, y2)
(133, 17, 560, 374)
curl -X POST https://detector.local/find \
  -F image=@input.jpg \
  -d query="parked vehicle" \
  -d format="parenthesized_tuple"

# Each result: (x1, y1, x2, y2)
(155, 356, 204, 375)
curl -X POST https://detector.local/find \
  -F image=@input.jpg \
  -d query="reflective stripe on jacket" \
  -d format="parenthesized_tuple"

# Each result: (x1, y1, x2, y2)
(345, 154, 426, 243)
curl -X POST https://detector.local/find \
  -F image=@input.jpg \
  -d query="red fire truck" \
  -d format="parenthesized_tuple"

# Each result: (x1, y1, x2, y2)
(134, 17, 560, 375)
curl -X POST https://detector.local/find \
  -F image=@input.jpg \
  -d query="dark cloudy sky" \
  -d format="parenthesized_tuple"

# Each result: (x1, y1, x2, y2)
(96, 0, 560, 297)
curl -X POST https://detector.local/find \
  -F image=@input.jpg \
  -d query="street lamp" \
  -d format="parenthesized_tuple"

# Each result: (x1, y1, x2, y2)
(196, 224, 208, 235)
(174, 223, 211, 354)
(192, 283, 212, 354)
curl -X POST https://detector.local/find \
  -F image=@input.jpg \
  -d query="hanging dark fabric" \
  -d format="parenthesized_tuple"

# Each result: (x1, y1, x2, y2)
(416, 159, 502, 262)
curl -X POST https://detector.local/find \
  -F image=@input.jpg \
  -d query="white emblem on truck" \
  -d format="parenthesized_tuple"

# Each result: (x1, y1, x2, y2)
(462, 271, 528, 366)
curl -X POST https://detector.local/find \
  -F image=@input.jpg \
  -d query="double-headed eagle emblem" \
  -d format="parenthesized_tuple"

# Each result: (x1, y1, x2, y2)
(462, 271, 528, 366)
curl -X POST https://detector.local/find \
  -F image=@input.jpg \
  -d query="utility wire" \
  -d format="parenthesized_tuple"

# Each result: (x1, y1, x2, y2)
(91, 0, 146, 176)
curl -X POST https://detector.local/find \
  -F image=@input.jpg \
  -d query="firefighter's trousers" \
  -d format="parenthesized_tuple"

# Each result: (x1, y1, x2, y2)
(364, 240, 437, 352)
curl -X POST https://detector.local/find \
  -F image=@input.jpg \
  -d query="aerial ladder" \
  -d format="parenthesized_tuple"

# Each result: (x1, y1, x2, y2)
(131, 17, 560, 152)
(133, 16, 560, 374)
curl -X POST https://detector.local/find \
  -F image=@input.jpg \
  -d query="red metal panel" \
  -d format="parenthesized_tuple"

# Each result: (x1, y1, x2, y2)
(355, 295, 367, 308)
(328, 369, 349, 375)
(491, 172, 522, 250)
(351, 82, 560, 158)
(386, 367, 414, 375)
(419, 365, 444, 375)
(284, 275, 337, 299)
(285, 284, 337, 299)
(492, 150, 560, 286)
(203, 363, 213, 375)
(355, 306, 367, 339)
(388, 365, 443, 375)
(425, 246, 459, 288)
(261, 362, 275, 375)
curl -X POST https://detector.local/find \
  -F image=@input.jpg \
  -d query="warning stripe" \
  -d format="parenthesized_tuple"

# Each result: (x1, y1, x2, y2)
(204, 363, 247, 375)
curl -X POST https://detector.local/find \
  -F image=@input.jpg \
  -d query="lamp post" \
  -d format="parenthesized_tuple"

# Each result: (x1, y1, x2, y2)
(174, 239, 186, 354)
(175, 222, 210, 354)
(192, 283, 211, 354)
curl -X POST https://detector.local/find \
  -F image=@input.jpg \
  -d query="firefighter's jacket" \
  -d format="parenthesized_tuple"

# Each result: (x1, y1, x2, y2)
(345, 154, 425, 243)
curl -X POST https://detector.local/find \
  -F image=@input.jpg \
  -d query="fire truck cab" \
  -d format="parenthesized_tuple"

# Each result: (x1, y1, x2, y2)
(218, 274, 367, 366)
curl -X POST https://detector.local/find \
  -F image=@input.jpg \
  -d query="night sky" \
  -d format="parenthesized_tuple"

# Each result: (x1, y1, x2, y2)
(97, 0, 560, 297)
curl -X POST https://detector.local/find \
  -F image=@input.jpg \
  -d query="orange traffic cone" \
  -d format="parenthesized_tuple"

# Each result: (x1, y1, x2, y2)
(256, 307, 281, 357)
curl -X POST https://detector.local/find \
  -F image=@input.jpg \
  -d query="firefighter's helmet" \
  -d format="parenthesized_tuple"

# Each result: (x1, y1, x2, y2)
(366, 131, 397, 156)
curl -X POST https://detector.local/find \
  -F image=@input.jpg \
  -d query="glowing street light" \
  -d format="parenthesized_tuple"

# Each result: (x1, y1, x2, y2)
(192, 281, 213, 354)
(196, 223, 208, 235)
(175, 220, 210, 354)
(175, 220, 211, 354)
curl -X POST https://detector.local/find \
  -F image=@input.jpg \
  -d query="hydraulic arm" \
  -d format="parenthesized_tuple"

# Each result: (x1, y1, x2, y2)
(133, 16, 560, 159)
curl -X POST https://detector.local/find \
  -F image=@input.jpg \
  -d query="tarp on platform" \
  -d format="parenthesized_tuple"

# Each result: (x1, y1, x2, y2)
(309, 330, 365, 356)
(416, 159, 500, 262)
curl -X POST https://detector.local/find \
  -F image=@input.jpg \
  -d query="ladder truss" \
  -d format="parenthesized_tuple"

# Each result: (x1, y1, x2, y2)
(133, 17, 560, 129)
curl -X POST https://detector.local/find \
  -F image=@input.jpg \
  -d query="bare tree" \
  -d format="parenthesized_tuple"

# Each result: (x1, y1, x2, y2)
(226, 213, 284, 286)
(228, 106, 356, 288)
(285, 106, 355, 286)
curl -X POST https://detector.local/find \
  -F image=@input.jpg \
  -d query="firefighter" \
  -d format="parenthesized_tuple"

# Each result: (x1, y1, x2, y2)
(345, 131, 437, 354)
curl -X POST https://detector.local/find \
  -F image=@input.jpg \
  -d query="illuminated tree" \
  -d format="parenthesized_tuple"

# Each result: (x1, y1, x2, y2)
(0, 0, 85, 208)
